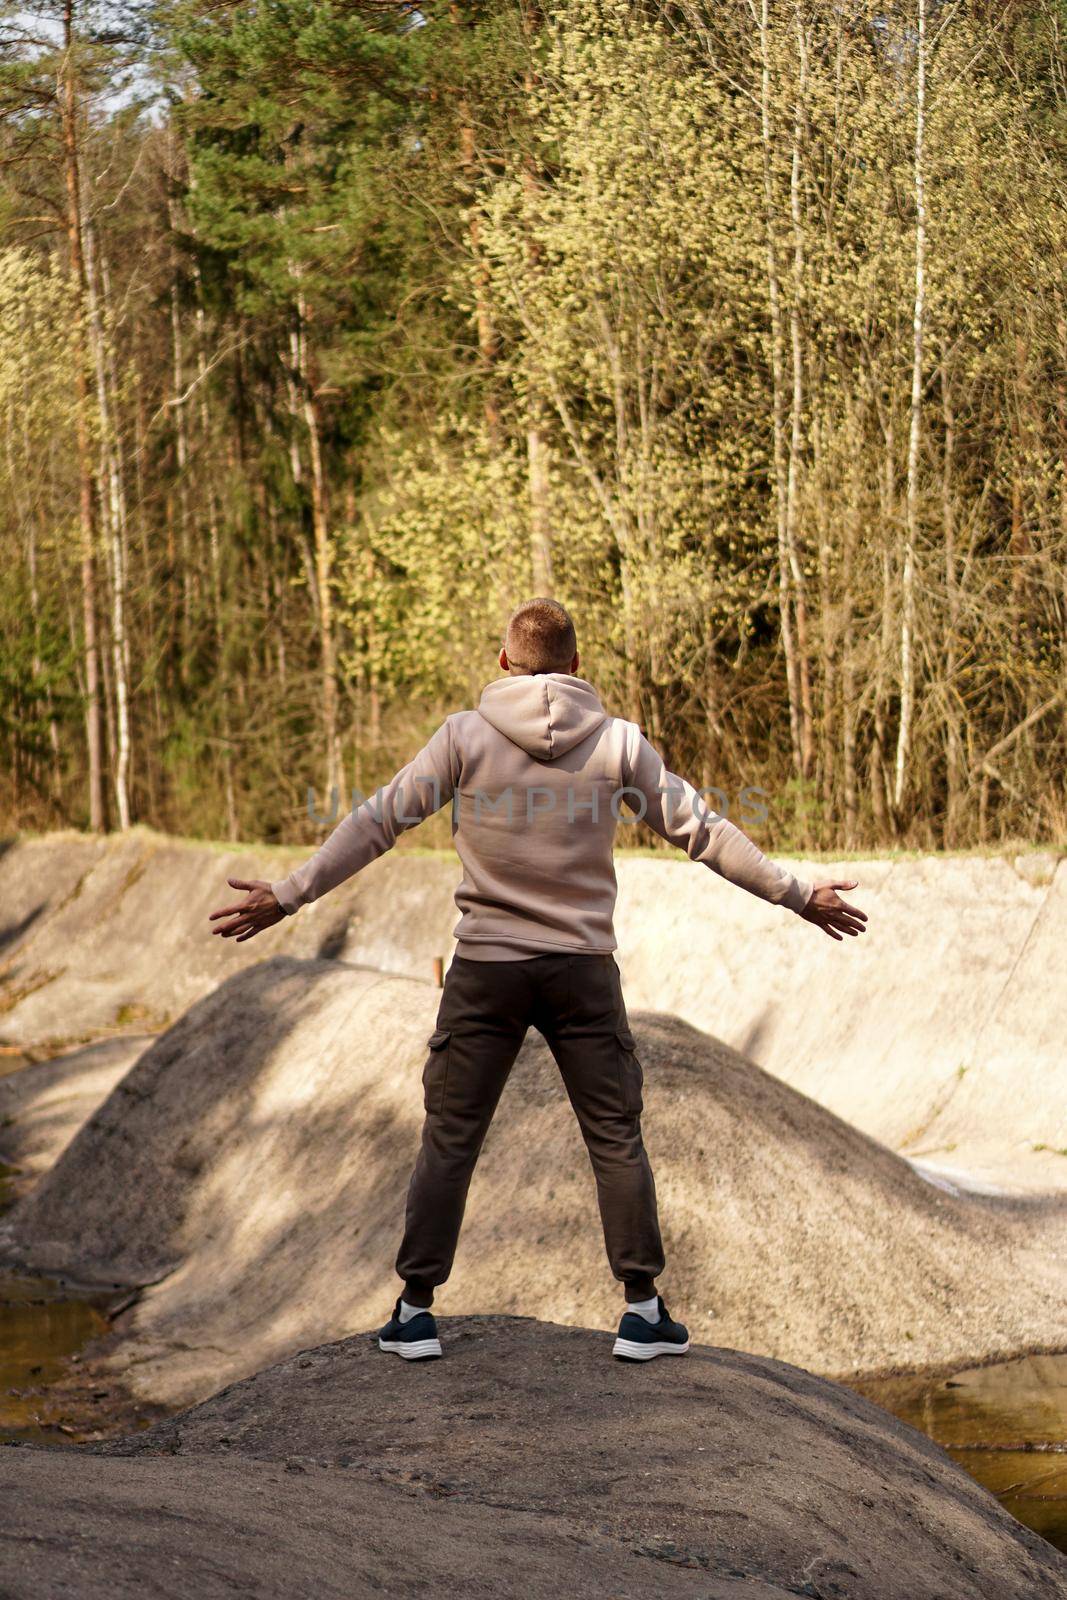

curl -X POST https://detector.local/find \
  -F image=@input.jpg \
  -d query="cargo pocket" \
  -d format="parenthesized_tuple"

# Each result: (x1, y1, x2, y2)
(615, 1028, 644, 1116)
(422, 1028, 452, 1114)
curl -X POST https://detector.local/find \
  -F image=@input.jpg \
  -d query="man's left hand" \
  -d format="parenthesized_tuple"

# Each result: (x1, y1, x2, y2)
(799, 880, 868, 942)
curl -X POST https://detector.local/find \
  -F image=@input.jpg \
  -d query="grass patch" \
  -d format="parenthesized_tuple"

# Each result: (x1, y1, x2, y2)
(6, 824, 1065, 868)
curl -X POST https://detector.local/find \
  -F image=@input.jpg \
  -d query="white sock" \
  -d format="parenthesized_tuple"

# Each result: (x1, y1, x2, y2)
(627, 1295, 660, 1324)
(398, 1299, 426, 1324)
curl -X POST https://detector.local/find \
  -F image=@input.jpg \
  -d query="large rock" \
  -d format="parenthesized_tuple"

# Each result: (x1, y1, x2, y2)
(0, 829, 457, 1049)
(1, 832, 1065, 1186)
(3, 1317, 1065, 1599)
(1, 959, 1063, 1405)
(616, 850, 1067, 1190)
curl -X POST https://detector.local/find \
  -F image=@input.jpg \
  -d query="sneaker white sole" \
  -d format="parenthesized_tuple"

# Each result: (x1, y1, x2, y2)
(612, 1336, 690, 1361)
(378, 1336, 442, 1360)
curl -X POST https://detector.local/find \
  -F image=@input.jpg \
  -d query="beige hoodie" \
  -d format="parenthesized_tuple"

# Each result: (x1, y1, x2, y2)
(270, 674, 812, 958)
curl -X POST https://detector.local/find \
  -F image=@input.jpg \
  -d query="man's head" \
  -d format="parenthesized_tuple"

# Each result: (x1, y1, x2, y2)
(499, 597, 579, 677)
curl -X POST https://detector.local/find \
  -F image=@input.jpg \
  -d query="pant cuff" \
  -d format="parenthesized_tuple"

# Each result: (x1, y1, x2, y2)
(623, 1276, 657, 1302)
(401, 1279, 435, 1309)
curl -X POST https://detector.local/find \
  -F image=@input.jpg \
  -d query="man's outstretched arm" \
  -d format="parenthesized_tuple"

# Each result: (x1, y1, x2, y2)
(209, 720, 457, 942)
(623, 725, 867, 940)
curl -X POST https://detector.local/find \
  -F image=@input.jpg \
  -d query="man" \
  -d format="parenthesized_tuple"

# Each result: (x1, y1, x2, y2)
(210, 598, 866, 1363)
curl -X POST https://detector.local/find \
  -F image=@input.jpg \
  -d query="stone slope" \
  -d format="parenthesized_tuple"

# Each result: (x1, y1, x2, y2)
(0, 829, 458, 1050)
(615, 850, 1067, 1190)
(0, 1035, 150, 1198)
(1, 959, 1063, 1405)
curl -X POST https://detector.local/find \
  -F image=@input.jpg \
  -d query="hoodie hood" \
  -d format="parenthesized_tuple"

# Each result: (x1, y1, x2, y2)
(477, 674, 608, 761)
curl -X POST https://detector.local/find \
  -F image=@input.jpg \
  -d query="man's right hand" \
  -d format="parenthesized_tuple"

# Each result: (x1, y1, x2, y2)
(209, 878, 285, 943)
(799, 880, 868, 942)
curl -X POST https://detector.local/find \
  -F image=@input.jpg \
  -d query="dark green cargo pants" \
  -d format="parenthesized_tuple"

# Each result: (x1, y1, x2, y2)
(395, 952, 664, 1306)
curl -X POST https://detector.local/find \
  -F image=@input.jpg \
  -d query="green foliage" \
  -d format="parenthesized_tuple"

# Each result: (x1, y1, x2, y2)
(0, 0, 1064, 847)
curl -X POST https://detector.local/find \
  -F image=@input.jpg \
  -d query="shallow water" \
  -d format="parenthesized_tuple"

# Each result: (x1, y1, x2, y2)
(857, 1354, 1067, 1553)
(0, 1273, 116, 1443)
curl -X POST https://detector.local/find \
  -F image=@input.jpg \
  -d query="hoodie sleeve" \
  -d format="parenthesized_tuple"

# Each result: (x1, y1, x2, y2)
(622, 724, 812, 914)
(270, 720, 457, 914)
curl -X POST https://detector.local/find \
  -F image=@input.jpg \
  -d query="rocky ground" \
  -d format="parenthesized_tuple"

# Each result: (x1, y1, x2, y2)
(3, 1315, 1066, 1600)
(2, 832, 1066, 1596)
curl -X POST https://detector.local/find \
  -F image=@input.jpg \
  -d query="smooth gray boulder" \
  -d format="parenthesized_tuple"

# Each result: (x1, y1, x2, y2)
(3, 1316, 1065, 1599)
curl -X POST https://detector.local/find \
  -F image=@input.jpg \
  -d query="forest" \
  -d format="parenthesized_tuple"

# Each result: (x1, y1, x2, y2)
(0, 0, 1064, 852)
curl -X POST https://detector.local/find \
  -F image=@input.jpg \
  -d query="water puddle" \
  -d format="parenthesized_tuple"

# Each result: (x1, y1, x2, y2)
(0, 1070, 141, 1444)
(0, 1273, 119, 1443)
(0, 1273, 161, 1444)
(856, 1353, 1067, 1553)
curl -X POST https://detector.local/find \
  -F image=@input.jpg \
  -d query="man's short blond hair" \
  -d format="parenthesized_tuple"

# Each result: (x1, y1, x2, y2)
(504, 598, 577, 674)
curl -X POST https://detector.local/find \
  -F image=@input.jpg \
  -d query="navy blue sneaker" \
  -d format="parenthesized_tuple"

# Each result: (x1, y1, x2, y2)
(377, 1298, 442, 1361)
(612, 1296, 689, 1361)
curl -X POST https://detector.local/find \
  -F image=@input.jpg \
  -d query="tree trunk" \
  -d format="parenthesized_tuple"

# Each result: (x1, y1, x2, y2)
(756, 0, 803, 776)
(813, 416, 834, 822)
(522, 49, 554, 596)
(133, 359, 161, 824)
(60, 3, 104, 831)
(526, 405, 554, 591)
(893, 0, 927, 817)
(293, 298, 340, 802)
(194, 270, 237, 840)
(941, 365, 962, 844)
(170, 278, 193, 679)
(786, 10, 814, 778)
(84, 220, 132, 829)
(840, 391, 862, 847)
(278, 371, 322, 618)
(451, 9, 501, 438)
(1010, 332, 1033, 663)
